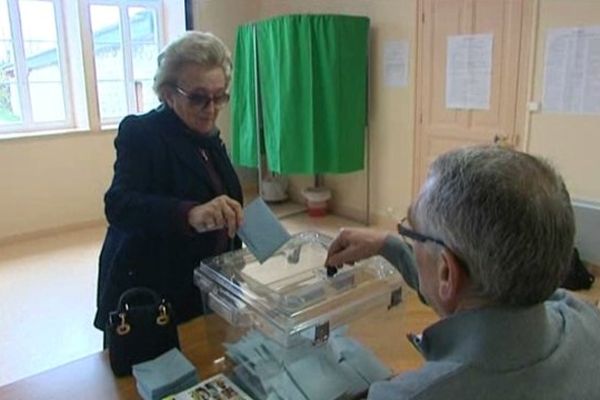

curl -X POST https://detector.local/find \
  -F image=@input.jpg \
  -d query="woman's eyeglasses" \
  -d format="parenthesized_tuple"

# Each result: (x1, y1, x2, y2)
(173, 86, 230, 109)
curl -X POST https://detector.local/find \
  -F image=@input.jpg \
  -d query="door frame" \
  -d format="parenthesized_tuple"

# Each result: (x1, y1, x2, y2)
(412, 0, 536, 198)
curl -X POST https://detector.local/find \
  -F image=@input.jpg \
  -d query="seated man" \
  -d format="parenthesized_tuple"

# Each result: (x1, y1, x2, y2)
(326, 145, 600, 400)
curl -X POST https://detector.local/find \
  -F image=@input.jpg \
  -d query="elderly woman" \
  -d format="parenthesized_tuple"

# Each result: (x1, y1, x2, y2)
(94, 32, 243, 335)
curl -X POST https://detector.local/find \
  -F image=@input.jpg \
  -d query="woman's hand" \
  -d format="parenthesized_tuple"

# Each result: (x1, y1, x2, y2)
(187, 195, 243, 238)
(325, 228, 388, 266)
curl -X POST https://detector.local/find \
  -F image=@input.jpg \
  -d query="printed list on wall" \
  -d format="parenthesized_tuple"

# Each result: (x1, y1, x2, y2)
(445, 33, 494, 110)
(383, 40, 409, 88)
(543, 26, 600, 114)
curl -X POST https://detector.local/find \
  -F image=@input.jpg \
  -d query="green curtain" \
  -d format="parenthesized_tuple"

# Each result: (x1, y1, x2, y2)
(231, 14, 369, 174)
(231, 24, 258, 168)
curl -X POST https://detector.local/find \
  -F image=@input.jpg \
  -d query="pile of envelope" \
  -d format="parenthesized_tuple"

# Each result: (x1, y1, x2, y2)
(226, 328, 392, 400)
(132, 348, 199, 400)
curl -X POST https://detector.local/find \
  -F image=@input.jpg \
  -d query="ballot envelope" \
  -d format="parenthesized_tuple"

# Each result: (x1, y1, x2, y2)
(193, 231, 404, 400)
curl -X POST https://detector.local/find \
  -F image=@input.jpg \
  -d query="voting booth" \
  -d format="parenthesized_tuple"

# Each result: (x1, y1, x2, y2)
(194, 231, 403, 399)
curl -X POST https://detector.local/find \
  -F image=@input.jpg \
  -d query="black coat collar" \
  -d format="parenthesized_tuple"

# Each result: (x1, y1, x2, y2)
(152, 105, 242, 203)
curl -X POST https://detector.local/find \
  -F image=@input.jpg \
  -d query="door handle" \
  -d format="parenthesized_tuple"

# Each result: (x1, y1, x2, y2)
(493, 134, 512, 148)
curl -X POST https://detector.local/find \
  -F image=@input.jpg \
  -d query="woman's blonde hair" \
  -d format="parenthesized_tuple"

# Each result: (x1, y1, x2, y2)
(153, 31, 232, 102)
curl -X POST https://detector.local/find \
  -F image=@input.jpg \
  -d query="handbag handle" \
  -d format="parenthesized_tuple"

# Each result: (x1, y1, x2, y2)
(112, 287, 171, 336)
(116, 286, 163, 312)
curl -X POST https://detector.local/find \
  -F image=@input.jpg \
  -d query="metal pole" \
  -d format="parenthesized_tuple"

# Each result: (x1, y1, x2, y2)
(252, 25, 263, 199)
(365, 28, 371, 226)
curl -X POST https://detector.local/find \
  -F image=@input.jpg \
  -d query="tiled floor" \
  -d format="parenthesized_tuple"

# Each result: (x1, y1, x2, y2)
(0, 225, 105, 387)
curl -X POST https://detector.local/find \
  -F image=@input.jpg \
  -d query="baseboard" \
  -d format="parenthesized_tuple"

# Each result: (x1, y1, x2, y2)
(326, 203, 397, 229)
(0, 219, 106, 247)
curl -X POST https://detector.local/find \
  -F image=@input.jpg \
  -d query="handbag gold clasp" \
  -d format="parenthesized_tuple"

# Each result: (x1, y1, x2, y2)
(156, 304, 170, 326)
(116, 312, 131, 335)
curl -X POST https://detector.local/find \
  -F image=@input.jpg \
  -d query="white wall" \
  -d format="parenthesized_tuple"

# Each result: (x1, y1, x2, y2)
(0, 131, 115, 241)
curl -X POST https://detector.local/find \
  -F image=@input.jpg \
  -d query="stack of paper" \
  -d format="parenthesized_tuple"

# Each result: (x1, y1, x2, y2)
(132, 348, 199, 400)
(226, 328, 392, 400)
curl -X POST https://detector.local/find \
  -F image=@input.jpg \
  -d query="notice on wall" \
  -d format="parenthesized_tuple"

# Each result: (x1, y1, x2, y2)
(446, 33, 493, 110)
(383, 40, 410, 87)
(543, 26, 600, 114)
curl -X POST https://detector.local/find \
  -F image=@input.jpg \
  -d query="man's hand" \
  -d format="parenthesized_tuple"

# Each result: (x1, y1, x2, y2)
(325, 228, 388, 266)
(188, 195, 243, 238)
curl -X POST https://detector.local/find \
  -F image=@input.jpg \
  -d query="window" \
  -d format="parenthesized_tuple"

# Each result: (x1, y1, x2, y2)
(0, 0, 70, 131)
(0, 0, 182, 135)
(88, 0, 162, 123)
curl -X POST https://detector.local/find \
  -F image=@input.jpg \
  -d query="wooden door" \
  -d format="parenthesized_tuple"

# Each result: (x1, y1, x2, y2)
(414, 0, 533, 194)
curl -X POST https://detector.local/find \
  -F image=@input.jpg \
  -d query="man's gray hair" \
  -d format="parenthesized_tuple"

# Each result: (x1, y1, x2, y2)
(411, 145, 575, 306)
(153, 31, 232, 102)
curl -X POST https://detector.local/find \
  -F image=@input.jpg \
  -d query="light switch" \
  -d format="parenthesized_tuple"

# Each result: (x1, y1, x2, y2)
(527, 101, 541, 112)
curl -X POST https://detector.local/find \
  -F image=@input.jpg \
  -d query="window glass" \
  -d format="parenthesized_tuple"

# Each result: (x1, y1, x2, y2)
(21, 0, 57, 57)
(91, 4, 127, 120)
(0, 0, 21, 124)
(0, 0, 10, 40)
(30, 82, 65, 121)
(134, 78, 157, 112)
(21, 0, 65, 122)
(129, 6, 159, 112)
(97, 80, 126, 120)
(0, 79, 21, 124)
(91, 5, 123, 80)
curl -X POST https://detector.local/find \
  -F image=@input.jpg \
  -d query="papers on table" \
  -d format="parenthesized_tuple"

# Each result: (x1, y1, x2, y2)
(132, 348, 199, 400)
(226, 328, 392, 400)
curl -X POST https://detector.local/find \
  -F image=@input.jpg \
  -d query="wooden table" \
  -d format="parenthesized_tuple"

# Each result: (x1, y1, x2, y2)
(0, 291, 437, 399)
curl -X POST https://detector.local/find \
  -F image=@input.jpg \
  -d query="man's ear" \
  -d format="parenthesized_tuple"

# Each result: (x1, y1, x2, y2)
(437, 249, 468, 313)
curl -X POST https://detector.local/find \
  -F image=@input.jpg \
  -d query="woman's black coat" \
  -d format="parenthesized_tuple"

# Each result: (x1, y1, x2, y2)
(94, 105, 242, 330)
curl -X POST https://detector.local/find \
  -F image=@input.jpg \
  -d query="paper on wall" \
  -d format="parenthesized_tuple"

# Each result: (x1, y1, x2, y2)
(542, 26, 600, 114)
(446, 33, 493, 110)
(384, 40, 410, 87)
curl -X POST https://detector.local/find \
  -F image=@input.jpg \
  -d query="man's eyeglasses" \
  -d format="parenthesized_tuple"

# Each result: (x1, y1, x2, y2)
(397, 218, 447, 248)
(397, 218, 469, 274)
(173, 86, 230, 109)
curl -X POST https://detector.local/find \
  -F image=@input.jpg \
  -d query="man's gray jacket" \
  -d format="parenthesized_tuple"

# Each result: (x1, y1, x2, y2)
(369, 236, 600, 400)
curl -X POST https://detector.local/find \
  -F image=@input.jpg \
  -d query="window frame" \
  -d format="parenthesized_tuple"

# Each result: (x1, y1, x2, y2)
(0, 0, 175, 136)
(0, 0, 74, 133)
(82, 0, 164, 126)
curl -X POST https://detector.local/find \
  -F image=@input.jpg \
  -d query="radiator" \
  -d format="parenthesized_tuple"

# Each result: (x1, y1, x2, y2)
(572, 199, 600, 266)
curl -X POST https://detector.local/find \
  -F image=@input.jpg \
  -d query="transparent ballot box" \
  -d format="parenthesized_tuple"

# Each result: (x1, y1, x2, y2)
(194, 231, 404, 400)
